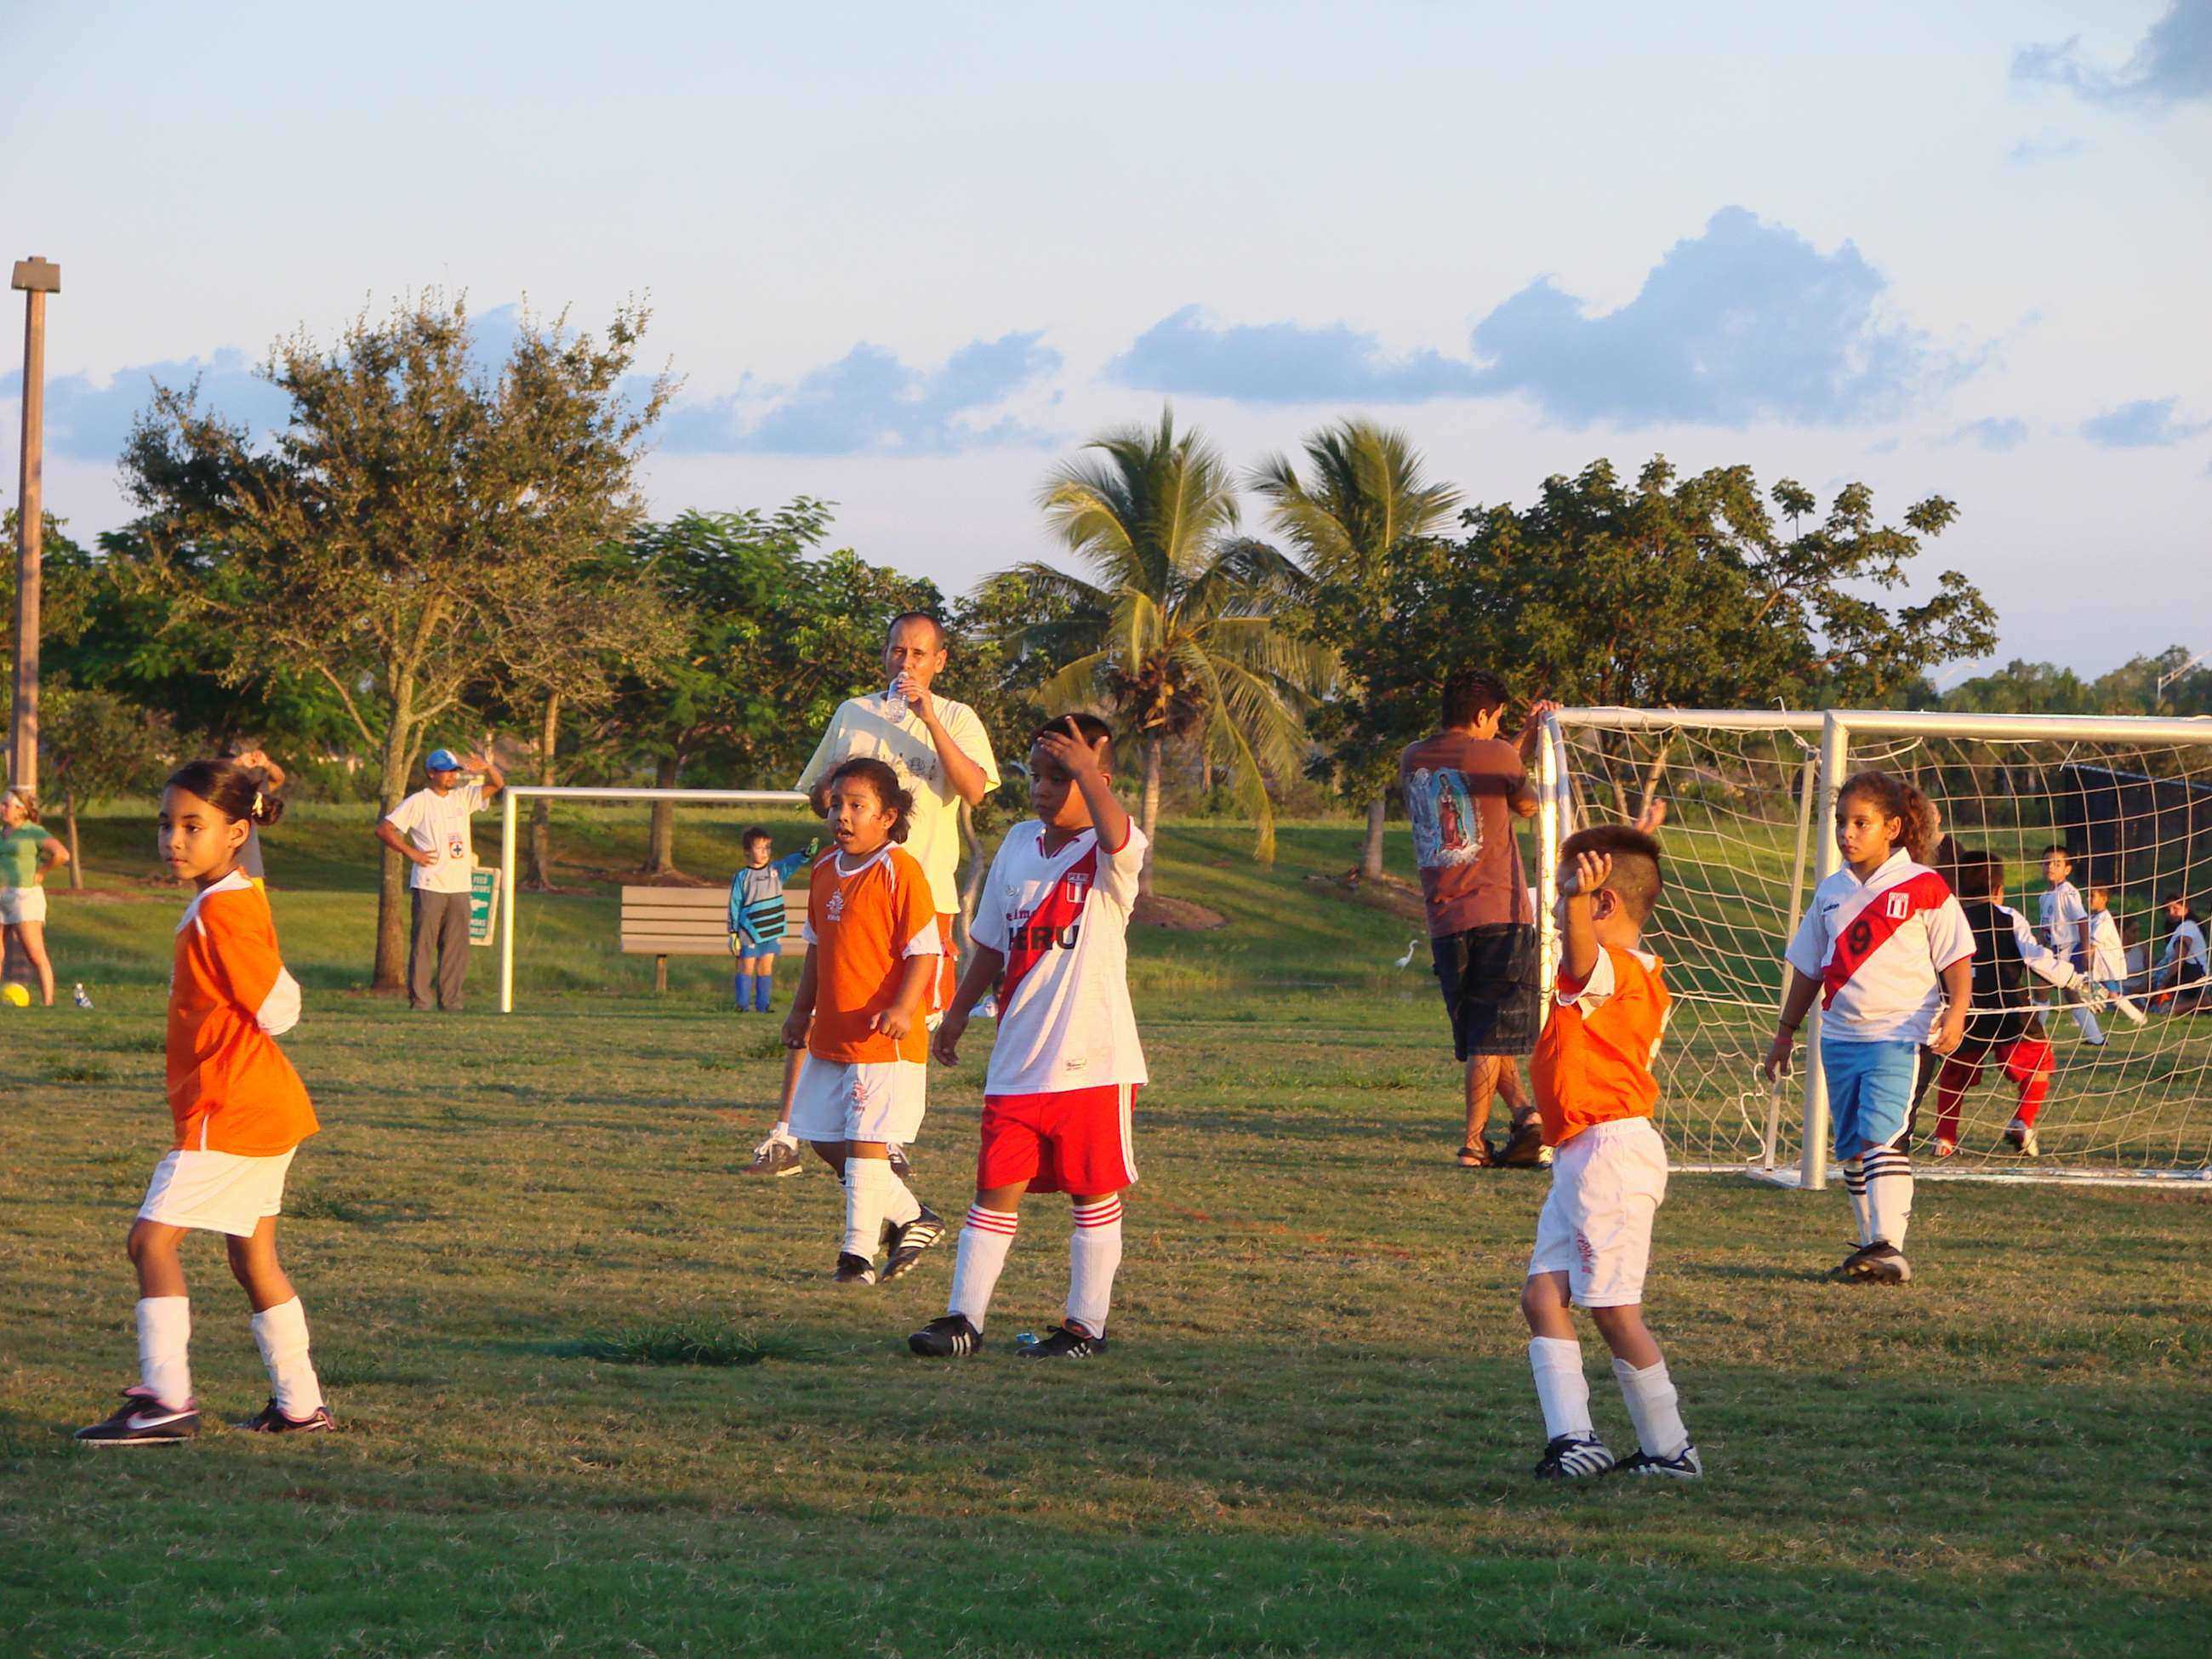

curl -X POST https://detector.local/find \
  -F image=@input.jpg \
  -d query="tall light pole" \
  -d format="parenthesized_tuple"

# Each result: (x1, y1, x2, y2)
(9, 255, 60, 796)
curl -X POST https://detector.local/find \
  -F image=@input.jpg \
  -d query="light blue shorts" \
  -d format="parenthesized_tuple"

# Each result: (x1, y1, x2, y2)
(1821, 1038, 1919, 1156)
(737, 939, 781, 963)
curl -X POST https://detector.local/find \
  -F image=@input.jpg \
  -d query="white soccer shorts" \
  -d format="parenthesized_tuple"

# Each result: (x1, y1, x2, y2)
(138, 1148, 298, 1239)
(787, 1058, 927, 1146)
(1526, 1117, 1668, 1308)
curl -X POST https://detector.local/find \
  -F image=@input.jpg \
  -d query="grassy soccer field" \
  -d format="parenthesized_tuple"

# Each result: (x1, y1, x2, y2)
(3, 808, 2209, 1656)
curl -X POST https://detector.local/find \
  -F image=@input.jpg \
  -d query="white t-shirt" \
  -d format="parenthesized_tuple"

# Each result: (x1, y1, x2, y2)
(1784, 848, 1975, 1044)
(795, 691, 1000, 915)
(971, 819, 1149, 1096)
(385, 784, 487, 894)
(2164, 918, 2209, 979)
(2087, 910, 2125, 983)
(2039, 881, 2087, 957)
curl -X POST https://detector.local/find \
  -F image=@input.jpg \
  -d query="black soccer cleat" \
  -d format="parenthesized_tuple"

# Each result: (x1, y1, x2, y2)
(238, 1398, 337, 1434)
(1532, 1432, 1616, 1479)
(1853, 1240, 1912, 1284)
(908, 1313, 983, 1358)
(1612, 1444, 1703, 1479)
(1016, 1322, 1107, 1360)
(832, 1252, 878, 1286)
(1495, 1117, 1550, 1168)
(73, 1387, 198, 1447)
(881, 1204, 947, 1282)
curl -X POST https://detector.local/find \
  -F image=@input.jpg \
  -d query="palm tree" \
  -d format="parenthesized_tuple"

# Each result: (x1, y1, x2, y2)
(1001, 409, 1324, 898)
(1249, 419, 1462, 880)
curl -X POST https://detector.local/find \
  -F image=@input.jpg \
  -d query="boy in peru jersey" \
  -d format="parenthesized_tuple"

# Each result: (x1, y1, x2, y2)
(914, 715, 1146, 1361)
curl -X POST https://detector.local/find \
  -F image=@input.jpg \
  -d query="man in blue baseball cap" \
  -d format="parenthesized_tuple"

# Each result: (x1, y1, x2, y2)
(374, 744, 505, 1011)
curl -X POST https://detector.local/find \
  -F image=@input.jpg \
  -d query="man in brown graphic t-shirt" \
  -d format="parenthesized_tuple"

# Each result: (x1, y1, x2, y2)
(1399, 669, 1556, 1168)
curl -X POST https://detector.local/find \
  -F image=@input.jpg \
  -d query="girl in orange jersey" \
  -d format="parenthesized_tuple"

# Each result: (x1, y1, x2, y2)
(781, 758, 947, 1286)
(75, 760, 333, 1445)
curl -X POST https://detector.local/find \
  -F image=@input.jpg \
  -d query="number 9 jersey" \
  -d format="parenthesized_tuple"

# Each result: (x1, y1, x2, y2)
(1785, 847, 1974, 1045)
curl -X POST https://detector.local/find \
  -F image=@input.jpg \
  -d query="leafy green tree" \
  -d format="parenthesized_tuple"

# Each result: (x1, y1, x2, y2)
(609, 504, 938, 875)
(1005, 409, 1322, 895)
(40, 680, 172, 885)
(117, 294, 670, 986)
(1250, 419, 1458, 878)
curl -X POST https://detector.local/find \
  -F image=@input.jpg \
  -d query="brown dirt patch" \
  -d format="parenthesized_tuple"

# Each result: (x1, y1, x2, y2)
(1130, 895, 1226, 931)
(1304, 868, 1427, 925)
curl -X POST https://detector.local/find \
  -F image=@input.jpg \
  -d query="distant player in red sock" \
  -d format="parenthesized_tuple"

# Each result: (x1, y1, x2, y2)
(912, 715, 1146, 1360)
(1931, 851, 2112, 1160)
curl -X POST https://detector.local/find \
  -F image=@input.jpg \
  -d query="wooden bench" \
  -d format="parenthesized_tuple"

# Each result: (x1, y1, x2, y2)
(619, 885, 807, 993)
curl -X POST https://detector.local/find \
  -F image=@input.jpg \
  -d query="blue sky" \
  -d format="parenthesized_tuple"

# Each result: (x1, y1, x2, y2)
(3, 0, 2208, 676)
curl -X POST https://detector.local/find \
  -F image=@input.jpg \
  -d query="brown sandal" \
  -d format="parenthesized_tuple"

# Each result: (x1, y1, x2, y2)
(1455, 1141, 1494, 1168)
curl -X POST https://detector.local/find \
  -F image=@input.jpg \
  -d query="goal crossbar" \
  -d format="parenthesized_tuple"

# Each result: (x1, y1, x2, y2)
(495, 785, 807, 1012)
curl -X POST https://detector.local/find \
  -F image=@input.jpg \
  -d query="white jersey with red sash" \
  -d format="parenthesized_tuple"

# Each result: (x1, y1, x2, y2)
(972, 819, 1149, 1096)
(1785, 847, 1974, 1044)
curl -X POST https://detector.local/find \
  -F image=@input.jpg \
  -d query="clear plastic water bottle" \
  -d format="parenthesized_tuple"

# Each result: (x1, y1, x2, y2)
(73, 983, 94, 1009)
(883, 679, 908, 723)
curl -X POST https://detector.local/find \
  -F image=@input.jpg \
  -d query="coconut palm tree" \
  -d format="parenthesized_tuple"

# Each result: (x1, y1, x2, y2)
(1001, 408, 1324, 898)
(1249, 419, 1462, 879)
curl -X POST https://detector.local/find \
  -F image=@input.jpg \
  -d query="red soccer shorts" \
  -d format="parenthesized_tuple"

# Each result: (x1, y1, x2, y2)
(977, 1083, 1139, 1195)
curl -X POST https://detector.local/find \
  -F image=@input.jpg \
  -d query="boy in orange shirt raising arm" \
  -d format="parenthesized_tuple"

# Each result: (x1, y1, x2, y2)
(1518, 824, 1700, 1479)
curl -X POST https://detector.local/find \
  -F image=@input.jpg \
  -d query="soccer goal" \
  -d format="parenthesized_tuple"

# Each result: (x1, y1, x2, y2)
(493, 785, 807, 1012)
(1535, 709, 2212, 1188)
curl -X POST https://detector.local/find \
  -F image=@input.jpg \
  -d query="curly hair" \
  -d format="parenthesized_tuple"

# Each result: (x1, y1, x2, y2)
(1836, 769, 1936, 864)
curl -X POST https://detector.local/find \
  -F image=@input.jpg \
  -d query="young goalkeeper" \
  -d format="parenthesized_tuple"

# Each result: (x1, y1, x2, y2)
(1519, 825, 1698, 1479)
(911, 715, 1146, 1360)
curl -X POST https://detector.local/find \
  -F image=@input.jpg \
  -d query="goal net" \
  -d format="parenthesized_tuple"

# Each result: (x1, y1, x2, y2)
(1536, 710, 2212, 1183)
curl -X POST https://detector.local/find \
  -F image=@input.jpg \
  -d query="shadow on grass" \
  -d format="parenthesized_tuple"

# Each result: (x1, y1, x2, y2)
(559, 1322, 813, 1368)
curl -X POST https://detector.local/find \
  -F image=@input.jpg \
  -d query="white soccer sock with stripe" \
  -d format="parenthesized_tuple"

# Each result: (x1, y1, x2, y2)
(842, 1159, 897, 1259)
(949, 1206, 1018, 1330)
(1611, 1355, 1690, 1460)
(1066, 1195, 1124, 1337)
(2070, 1003, 2104, 1043)
(135, 1296, 191, 1407)
(1528, 1337, 1593, 1440)
(250, 1296, 324, 1417)
(1841, 1159, 1873, 1246)
(1863, 1147, 1913, 1249)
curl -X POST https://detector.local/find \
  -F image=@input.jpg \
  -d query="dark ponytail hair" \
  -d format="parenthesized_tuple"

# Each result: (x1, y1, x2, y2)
(164, 758, 287, 828)
(1836, 769, 1936, 864)
(825, 757, 915, 843)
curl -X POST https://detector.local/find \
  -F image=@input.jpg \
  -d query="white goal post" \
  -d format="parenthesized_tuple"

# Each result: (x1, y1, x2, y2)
(495, 785, 807, 1013)
(1538, 708, 2212, 1189)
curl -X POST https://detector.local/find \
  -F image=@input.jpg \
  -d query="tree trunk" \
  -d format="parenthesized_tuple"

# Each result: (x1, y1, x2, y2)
(1138, 734, 1162, 900)
(525, 693, 560, 892)
(63, 785, 83, 888)
(956, 798, 987, 954)
(372, 695, 415, 991)
(1200, 750, 1214, 795)
(642, 754, 679, 875)
(1360, 795, 1386, 881)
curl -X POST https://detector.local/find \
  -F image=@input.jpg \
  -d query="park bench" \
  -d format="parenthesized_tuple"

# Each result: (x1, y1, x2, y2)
(619, 884, 807, 993)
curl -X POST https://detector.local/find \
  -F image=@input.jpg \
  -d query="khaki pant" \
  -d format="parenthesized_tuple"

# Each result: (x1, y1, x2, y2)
(409, 888, 472, 1011)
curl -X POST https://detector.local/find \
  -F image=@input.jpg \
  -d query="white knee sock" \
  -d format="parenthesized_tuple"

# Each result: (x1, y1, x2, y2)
(949, 1206, 1018, 1330)
(880, 1169, 922, 1230)
(1528, 1337, 1593, 1440)
(1066, 1195, 1124, 1337)
(1612, 1355, 1690, 1460)
(1841, 1158, 1873, 1246)
(249, 1296, 324, 1417)
(135, 1296, 191, 1406)
(2070, 1003, 2104, 1043)
(1863, 1146, 1913, 1249)
(842, 1160, 896, 1259)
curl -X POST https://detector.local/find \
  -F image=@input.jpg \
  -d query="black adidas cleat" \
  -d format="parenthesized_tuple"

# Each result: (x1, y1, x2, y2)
(1533, 1433, 1616, 1478)
(908, 1313, 983, 1357)
(881, 1204, 947, 1281)
(832, 1252, 878, 1286)
(1016, 1322, 1106, 1360)
(238, 1399, 337, 1434)
(73, 1387, 198, 1447)
(1836, 1241, 1879, 1280)
(1853, 1241, 1912, 1284)
(1613, 1444, 1703, 1479)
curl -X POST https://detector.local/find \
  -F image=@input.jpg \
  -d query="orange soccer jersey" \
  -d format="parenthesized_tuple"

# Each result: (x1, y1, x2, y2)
(1531, 944, 1670, 1149)
(166, 871, 318, 1156)
(804, 844, 940, 1065)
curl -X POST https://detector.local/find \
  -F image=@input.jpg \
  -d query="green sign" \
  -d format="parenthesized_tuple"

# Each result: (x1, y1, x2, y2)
(469, 865, 499, 946)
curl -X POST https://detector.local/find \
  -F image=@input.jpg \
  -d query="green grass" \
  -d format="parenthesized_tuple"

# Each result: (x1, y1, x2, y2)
(3, 807, 2209, 1656)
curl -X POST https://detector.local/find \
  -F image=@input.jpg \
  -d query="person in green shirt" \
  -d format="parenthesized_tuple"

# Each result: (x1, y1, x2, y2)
(2, 786, 70, 1006)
